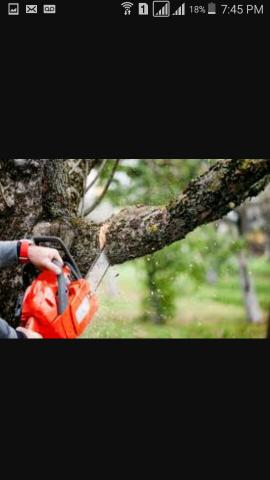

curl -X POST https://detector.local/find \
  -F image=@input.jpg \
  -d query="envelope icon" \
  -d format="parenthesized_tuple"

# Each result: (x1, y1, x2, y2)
(26, 5, 38, 13)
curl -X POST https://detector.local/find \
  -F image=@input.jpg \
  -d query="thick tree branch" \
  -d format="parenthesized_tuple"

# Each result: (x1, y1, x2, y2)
(69, 160, 270, 272)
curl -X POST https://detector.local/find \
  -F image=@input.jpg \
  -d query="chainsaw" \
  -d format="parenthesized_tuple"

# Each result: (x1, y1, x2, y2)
(16, 237, 110, 339)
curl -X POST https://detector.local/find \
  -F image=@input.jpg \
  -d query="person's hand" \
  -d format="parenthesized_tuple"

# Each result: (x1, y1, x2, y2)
(16, 327, 43, 339)
(28, 246, 63, 275)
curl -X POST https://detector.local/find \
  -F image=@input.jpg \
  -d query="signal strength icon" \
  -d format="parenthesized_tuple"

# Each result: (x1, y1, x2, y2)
(121, 2, 134, 15)
(153, 1, 170, 17)
(172, 2, 185, 15)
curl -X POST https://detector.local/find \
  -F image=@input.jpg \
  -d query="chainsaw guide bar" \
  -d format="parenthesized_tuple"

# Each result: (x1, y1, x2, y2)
(86, 249, 110, 293)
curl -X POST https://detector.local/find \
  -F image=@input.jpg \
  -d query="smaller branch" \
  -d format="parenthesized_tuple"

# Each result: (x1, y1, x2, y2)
(83, 160, 120, 217)
(85, 159, 108, 194)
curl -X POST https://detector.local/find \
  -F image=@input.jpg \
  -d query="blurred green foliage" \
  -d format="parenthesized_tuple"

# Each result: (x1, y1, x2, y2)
(105, 159, 246, 324)
(85, 256, 270, 339)
(107, 159, 212, 206)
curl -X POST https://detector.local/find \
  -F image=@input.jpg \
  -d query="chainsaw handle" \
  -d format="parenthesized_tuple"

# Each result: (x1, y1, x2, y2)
(33, 236, 82, 279)
(53, 260, 68, 315)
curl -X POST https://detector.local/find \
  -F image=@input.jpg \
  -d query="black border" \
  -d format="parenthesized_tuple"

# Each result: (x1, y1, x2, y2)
(1, 1, 269, 157)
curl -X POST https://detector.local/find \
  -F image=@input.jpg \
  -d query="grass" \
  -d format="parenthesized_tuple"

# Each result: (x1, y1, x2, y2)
(84, 257, 270, 339)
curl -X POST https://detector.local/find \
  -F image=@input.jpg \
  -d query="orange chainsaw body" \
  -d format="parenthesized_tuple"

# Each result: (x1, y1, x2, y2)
(21, 265, 98, 339)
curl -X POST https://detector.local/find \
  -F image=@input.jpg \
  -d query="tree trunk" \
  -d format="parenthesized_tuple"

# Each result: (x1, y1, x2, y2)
(1, 159, 270, 325)
(237, 251, 263, 324)
(144, 257, 164, 325)
(236, 206, 263, 324)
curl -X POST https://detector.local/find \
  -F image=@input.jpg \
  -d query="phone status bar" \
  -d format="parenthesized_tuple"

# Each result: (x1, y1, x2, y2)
(6, 2, 265, 18)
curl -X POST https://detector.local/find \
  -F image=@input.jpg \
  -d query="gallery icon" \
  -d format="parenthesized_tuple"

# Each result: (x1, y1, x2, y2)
(8, 3, 19, 15)
(26, 4, 38, 14)
(43, 4, 56, 14)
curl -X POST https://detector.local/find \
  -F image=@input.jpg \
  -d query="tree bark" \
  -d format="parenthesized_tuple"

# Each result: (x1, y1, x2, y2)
(1, 159, 270, 323)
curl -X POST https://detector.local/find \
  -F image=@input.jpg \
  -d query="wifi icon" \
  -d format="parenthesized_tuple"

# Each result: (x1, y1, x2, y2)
(121, 2, 134, 15)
